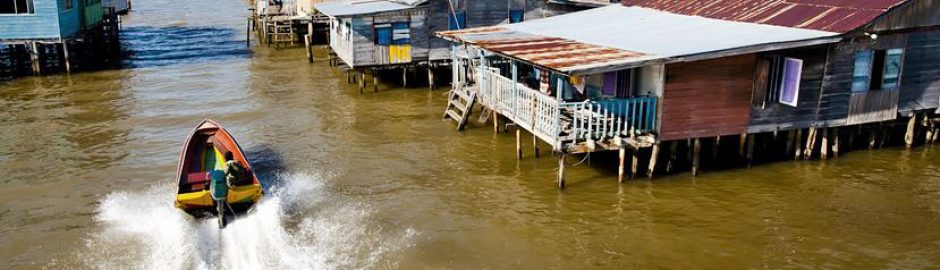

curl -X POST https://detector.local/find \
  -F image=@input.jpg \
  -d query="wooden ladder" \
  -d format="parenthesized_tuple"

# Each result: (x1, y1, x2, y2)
(443, 87, 477, 131)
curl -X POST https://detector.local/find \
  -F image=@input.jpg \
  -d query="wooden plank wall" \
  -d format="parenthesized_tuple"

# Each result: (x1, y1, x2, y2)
(898, 30, 940, 114)
(426, 0, 564, 61)
(846, 89, 900, 125)
(748, 45, 830, 133)
(659, 54, 755, 141)
(0, 0, 63, 40)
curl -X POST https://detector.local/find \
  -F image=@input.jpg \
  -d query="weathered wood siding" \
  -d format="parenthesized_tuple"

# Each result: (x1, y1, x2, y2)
(0, 0, 63, 40)
(660, 54, 755, 141)
(846, 89, 900, 125)
(426, 0, 564, 61)
(58, 0, 82, 37)
(868, 0, 940, 32)
(748, 45, 832, 133)
(80, 0, 102, 28)
(329, 17, 355, 66)
(898, 30, 940, 113)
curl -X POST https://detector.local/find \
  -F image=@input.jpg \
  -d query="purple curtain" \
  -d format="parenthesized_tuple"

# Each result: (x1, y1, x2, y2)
(602, 72, 617, 96)
(779, 58, 802, 107)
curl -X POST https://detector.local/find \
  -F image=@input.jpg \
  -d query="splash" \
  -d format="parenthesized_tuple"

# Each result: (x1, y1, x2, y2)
(83, 172, 416, 269)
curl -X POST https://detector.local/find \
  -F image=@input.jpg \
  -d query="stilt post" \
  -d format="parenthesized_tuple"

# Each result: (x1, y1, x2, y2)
(648, 143, 660, 179)
(516, 129, 522, 160)
(905, 114, 917, 148)
(533, 134, 540, 158)
(794, 129, 803, 160)
(692, 138, 701, 176)
(820, 128, 829, 160)
(61, 41, 71, 74)
(618, 144, 626, 183)
(557, 152, 566, 189)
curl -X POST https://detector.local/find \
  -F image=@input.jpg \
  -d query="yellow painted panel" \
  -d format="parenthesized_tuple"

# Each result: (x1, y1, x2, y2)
(176, 190, 214, 208)
(227, 184, 263, 204)
(388, 44, 412, 63)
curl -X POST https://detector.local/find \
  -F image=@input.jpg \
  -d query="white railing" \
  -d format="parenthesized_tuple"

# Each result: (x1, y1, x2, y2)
(474, 67, 657, 150)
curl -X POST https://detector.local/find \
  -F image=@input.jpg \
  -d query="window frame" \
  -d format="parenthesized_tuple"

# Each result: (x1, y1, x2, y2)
(852, 48, 905, 92)
(0, 0, 35, 15)
(880, 48, 904, 90)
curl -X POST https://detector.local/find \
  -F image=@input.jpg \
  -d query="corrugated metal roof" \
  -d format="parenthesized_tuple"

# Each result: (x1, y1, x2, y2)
(314, 0, 427, 17)
(621, 0, 909, 33)
(438, 5, 840, 75)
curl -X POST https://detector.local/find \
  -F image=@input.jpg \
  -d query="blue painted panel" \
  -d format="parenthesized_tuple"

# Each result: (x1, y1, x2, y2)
(0, 0, 64, 40)
(58, 0, 81, 38)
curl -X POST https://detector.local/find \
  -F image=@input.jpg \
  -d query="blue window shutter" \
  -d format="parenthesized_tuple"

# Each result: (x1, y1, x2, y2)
(391, 22, 410, 44)
(375, 23, 392, 45)
(852, 51, 873, 92)
(509, 9, 524, 23)
(881, 48, 904, 89)
(778, 58, 803, 107)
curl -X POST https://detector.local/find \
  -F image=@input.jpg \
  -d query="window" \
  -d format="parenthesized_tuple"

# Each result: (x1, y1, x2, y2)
(391, 22, 410, 44)
(509, 9, 524, 23)
(64, 0, 72, 10)
(852, 48, 905, 92)
(752, 56, 803, 108)
(374, 23, 392, 45)
(345, 21, 351, 42)
(449, 10, 466, 30)
(0, 0, 34, 14)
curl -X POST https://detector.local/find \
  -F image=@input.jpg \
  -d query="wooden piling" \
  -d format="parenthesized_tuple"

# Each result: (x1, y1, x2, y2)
(516, 129, 522, 160)
(869, 125, 878, 149)
(358, 71, 365, 94)
(648, 143, 660, 179)
(905, 114, 917, 148)
(29, 42, 40, 75)
(794, 129, 803, 160)
(618, 144, 626, 183)
(427, 67, 435, 90)
(533, 134, 540, 158)
(631, 149, 639, 180)
(373, 70, 379, 92)
(305, 34, 313, 63)
(804, 127, 817, 159)
(820, 128, 829, 160)
(712, 135, 720, 160)
(402, 67, 408, 87)
(558, 153, 566, 189)
(666, 141, 678, 174)
(832, 127, 840, 158)
(746, 134, 754, 168)
(61, 42, 71, 74)
(492, 110, 499, 134)
(739, 134, 747, 157)
(692, 138, 701, 176)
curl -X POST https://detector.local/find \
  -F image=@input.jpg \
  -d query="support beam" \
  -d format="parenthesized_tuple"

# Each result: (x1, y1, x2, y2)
(712, 135, 720, 160)
(533, 134, 540, 158)
(557, 153, 566, 189)
(29, 42, 40, 76)
(666, 141, 678, 174)
(739, 134, 747, 157)
(305, 34, 313, 63)
(746, 134, 754, 168)
(373, 69, 379, 93)
(692, 138, 701, 176)
(402, 67, 408, 87)
(905, 114, 917, 148)
(631, 148, 639, 180)
(492, 110, 499, 134)
(358, 71, 365, 94)
(804, 127, 817, 160)
(869, 125, 878, 149)
(794, 129, 803, 160)
(820, 128, 829, 160)
(648, 143, 660, 179)
(61, 41, 71, 74)
(427, 66, 434, 90)
(618, 144, 626, 183)
(832, 128, 840, 158)
(516, 129, 522, 160)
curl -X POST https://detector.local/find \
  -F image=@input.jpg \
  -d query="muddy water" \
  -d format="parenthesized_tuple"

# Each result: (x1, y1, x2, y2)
(1, 0, 939, 268)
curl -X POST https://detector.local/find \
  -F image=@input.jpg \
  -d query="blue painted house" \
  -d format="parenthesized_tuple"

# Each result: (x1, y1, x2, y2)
(0, 0, 103, 41)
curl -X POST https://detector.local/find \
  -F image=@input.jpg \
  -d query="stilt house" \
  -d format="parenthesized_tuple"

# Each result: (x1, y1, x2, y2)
(436, 0, 940, 185)
(314, 0, 581, 73)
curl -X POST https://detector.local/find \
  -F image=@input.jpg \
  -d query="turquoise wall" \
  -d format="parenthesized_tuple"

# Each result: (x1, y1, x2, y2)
(0, 0, 89, 41)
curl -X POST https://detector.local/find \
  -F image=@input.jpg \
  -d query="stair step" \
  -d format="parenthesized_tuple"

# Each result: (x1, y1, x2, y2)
(445, 109, 461, 121)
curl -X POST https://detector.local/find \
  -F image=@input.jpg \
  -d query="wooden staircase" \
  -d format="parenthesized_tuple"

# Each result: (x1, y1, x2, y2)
(443, 87, 477, 130)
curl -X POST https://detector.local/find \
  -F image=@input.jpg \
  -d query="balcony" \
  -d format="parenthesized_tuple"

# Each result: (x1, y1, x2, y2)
(475, 67, 657, 153)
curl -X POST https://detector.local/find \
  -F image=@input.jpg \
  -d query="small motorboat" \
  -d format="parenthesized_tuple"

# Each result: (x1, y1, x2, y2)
(174, 119, 263, 228)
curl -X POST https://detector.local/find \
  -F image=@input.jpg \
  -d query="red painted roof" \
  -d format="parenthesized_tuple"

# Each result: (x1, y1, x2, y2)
(620, 0, 909, 32)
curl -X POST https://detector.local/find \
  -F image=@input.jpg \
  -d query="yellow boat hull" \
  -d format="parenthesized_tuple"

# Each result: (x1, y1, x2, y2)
(175, 183, 263, 210)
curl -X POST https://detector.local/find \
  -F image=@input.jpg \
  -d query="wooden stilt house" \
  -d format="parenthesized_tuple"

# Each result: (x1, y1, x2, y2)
(0, 0, 120, 77)
(437, 0, 940, 185)
(313, 0, 584, 85)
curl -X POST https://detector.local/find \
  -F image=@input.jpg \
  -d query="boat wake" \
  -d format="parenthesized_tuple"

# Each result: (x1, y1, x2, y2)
(82, 172, 416, 269)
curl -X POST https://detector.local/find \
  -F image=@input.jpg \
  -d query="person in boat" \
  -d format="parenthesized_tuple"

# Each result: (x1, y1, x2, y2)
(223, 151, 247, 186)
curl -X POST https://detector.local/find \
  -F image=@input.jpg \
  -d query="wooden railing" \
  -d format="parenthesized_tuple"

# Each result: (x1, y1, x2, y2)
(475, 68, 657, 150)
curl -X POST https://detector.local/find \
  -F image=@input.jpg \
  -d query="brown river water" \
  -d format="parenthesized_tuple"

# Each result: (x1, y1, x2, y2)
(1, 0, 939, 269)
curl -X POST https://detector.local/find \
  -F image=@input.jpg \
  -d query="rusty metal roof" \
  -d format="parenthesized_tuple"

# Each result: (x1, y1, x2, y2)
(621, 0, 909, 33)
(438, 6, 840, 75)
